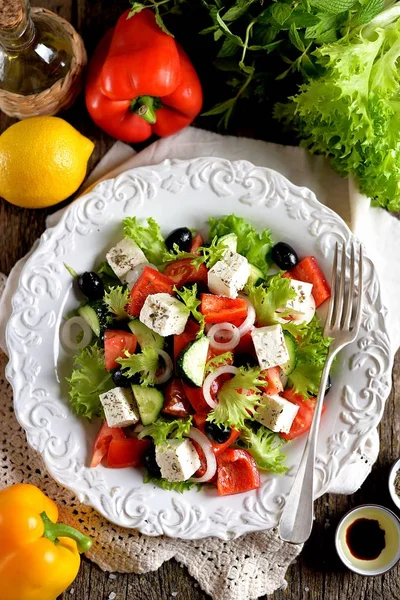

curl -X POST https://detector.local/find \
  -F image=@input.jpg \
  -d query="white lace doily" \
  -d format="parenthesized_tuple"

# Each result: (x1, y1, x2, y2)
(0, 350, 302, 599)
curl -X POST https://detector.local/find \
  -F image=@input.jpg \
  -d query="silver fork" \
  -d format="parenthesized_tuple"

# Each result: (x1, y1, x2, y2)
(279, 241, 364, 544)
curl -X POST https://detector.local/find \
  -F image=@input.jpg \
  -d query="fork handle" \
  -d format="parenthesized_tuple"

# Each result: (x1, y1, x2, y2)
(278, 348, 337, 544)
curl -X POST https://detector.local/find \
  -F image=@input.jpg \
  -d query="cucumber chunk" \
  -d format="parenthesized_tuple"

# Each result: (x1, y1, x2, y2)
(176, 336, 210, 387)
(281, 332, 297, 376)
(131, 385, 164, 425)
(128, 319, 164, 350)
(218, 233, 237, 253)
(247, 264, 264, 287)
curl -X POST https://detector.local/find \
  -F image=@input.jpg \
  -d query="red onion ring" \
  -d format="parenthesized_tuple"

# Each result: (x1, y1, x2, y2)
(154, 349, 173, 385)
(187, 427, 218, 483)
(202, 365, 238, 408)
(61, 316, 92, 350)
(237, 295, 256, 337)
(125, 263, 159, 289)
(207, 323, 240, 351)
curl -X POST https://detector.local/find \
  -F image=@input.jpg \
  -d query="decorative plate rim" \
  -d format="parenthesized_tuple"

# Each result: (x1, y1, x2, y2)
(5, 157, 393, 540)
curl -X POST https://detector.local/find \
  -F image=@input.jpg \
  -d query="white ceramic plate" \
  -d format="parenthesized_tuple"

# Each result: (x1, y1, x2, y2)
(6, 157, 392, 540)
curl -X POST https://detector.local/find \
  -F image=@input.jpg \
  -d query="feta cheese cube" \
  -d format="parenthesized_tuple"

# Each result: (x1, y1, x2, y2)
(139, 292, 189, 336)
(208, 251, 251, 298)
(106, 238, 147, 282)
(155, 439, 201, 482)
(99, 387, 140, 428)
(255, 394, 299, 433)
(285, 279, 313, 316)
(251, 324, 289, 370)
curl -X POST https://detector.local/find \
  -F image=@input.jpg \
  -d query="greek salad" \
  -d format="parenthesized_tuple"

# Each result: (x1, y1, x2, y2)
(63, 214, 332, 496)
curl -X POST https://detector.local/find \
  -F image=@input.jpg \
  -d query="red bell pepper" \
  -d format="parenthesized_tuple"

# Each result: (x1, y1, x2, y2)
(85, 9, 203, 143)
(216, 448, 261, 496)
(283, 256, 330, 307)
(200, 294, 248, 324)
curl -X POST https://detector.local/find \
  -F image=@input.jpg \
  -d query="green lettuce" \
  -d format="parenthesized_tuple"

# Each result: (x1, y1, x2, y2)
(174, 284, 205, 337)
(138, 417, 193, 445)
(162, 236, 230, 269)
(239, 425, 288, 474)
(123, 217, 168, 265)
(103, 286, 130, 320)
(288, 315, 332, 396)
(116, 347, 159, 386)
(276, 9, 400, 211)
(207, 366, 264, 429)
(144, 472, 200, 493)
(67, 344, 113, 419)
(246, 273, 296, 326)
(205, 351, 233, 373)
(209, 214, 273, 274)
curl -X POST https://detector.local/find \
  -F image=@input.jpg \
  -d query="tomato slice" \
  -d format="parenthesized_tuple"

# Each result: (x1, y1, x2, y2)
(190, 233, 204, 254)
(90, 423, 126, 468)
(182, 382, 211, 414)
(200, 294, 248, 324)
(260, 367, 284, 396)
(126, 266, 175, 317)
(283, 256, 330, 307)
(280, 387, 325, 440)
(106, 438, 151, 468)
(193, 413, 240, 455)
(162, 378, 193, 418)
(164, 259, 208, 287)
(104, 330, 137, 371)
(235, 330, 256, 358)
(216, 448, 261, 496)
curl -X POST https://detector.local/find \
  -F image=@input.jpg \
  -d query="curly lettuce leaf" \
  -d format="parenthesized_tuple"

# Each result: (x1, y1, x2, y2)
(207, 366, 264, 429)
(123, 217, 167, 265)
(143, 472, 200, 493)
(103, 286, 130, 320)
(246, 274, 296, 326)
(205, 351, 233, 373)
(67, 344, 113, 419)
(239, 425, 288, 474)
(174, 284, 205, 337)
(209, 214, 273, 274)
(276, 14, 400, 211)
(162, 236, 229, 269)
(288, 315, 332, 396)
(138, 417, 193, 445)
(116, 347, 159, 386)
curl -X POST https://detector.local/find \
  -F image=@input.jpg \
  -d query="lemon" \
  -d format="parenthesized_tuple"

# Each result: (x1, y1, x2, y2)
(0, 117, 95, 209)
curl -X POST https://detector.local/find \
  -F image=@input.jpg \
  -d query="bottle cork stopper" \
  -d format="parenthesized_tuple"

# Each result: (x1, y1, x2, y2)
(0, 0, 24, 30)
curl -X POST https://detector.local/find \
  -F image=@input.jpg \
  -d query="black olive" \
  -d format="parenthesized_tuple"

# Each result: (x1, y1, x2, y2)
(165, 227, 192, 252)
(143, 445, 161, 477)
(178, 281, 208, 295)
(112, 369, 131, 388)
(204, 421, 231, 444)
(108, 319, 131, 333)
(234, 353, 258, 369)
(78, 272, 104, 300)
(271, 242, 299, 271)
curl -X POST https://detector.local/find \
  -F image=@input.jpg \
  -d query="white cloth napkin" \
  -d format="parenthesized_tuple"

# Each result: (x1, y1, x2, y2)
(1, 126, 399, 495)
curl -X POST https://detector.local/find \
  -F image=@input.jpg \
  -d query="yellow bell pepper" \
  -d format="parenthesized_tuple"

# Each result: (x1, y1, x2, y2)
(0, 483, 92, 600)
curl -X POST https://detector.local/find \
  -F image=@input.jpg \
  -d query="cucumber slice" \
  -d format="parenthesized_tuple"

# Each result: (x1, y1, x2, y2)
(128, 319, 164, 350)
(131, 385, 164, 425)
(176, 336, 210, 387)
(218, 233, 237, 253)
(281, 332, 297, 376)
(247, 264, 264, 287)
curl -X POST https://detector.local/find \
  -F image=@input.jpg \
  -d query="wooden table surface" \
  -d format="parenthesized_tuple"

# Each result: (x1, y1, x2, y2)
(1, 1, 399, 599)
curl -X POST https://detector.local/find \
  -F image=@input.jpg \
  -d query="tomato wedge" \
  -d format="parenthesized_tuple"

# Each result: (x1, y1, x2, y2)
(283, 256, 330, 307)
(164, 259, 208, 287)
(200, 294, 248, 324)
(104, 330, 137, 371)
(90, 423, 126, 468)
(182, 382, 211, 414)
(162, 378, 193, 418)
(190, 233, 204, 253)
(173, 320, 199, 369)
(280, 387, 325, 440)
(126, 266, 175, 316)
(106, 438, 151, 468)
(260, 367, 284, 396)
(216, 448, 261, 496)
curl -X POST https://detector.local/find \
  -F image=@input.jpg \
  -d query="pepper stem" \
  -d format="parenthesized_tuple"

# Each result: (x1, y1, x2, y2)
(130, 95, 159, 124)
(41, 512, 93, 553)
